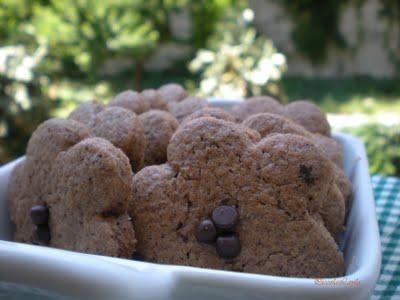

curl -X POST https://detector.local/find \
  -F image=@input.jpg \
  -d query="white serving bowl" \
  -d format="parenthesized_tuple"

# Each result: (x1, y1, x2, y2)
(0, 100, 381, 300)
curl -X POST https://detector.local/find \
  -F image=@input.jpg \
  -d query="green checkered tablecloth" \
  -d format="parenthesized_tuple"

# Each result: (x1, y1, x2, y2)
(372, 175, 400, 300)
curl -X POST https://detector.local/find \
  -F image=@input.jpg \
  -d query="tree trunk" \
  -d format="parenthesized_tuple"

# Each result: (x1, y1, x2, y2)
(134, 61, 143, 92)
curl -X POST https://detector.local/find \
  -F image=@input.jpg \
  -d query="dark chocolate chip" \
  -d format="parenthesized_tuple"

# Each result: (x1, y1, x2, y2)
(30, 205, 49, 225)
(212, 205, 238, 231)
(132, 252, 145, 261)
(299, 165, 314, 186)
(216, 235, 241, 259)
(33, 225, 50, 245)
(195, 219, 217, 243)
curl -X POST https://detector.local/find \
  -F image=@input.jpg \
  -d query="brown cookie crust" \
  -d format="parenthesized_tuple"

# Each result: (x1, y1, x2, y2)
(169, 97, 209, 122)
(139, 110, 179, 166)
(109, 90, 150, 114)
(88, 107, 146, 171)
(232, 97, 331, 136)
(8, 161, 35, 243)
(131, 117, 344, 277)
(9, 119, 90, 243)
(49, 137, 136, 257)
(333, 165, 353, 211)
(283, 101, 331, 136)
(243, 113, 342, 167)
(181, 107, 236, 126)
(141, 89, 168, 111)
(311, 133, 343, 168)
(25, 119, 90, 198)
(68, 100, 105, 127)
(243, 112, 309, 138)
(231, 96, 282, 123)
(242, 112, 349, 237)
(158, 83, 187, 103)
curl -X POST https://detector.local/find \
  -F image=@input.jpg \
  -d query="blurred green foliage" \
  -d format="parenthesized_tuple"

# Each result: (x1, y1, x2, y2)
(0, 0, 36, 41)
(343, 124, 400, 177)
(0, 0, 242, 164)
(282, 76, 400, 115)
(281, 0, 348, 64)
(34, 0, 158, 75)
(280, 0, 400, 65)
(0, 40, 54, 163)
(189, 8, 286, 99)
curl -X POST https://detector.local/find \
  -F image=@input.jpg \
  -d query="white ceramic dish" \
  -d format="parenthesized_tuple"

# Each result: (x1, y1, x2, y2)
(0, 100, 381, 300)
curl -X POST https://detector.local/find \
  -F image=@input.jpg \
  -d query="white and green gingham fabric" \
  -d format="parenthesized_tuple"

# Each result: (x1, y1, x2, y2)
(372, 175, 400, 300)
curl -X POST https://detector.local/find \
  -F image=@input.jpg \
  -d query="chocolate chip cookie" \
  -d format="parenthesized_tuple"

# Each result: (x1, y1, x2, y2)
(48, 137, 136, 257)
(8, 118, 90, 243)
(141, 89, 169, 111)
(8, 119, 136, 257)
(88, 107, 146, 171)
(232, 97, 331, 135)
(139, 110, 179, 166)
(130, 117, 345, 277)
(242, 113, 342, 167)
(169, 97, 209, 122)
(181, 107, 236, 125)
(109, 90, 150, 114)
(242, 112, 352, 236)
(68, 100, 105, 127)
(158, 83, 187, 104)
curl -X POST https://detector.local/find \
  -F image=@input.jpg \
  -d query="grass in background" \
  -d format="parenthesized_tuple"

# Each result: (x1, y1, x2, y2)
(281, 76, 400, 115)
(54, 74, 400, 117)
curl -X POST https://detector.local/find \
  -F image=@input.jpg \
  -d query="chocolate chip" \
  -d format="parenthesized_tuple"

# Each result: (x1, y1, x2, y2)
(216, 235, 241, 259)
(212, 205, 238, 231)
(299, 165, 314, 186)
(195, 219, 217, 243)
(33, 225, 50, 245)
(30, 205, 49, 225)
(132, 252, 145, 261)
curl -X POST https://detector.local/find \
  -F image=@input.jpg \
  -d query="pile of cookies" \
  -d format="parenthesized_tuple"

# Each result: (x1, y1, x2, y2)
(8, 83, 352, 278)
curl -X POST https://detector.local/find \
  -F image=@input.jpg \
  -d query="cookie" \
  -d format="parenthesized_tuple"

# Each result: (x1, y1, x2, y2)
(311, 133, 343, 168)
(158, 83, 187, 104)
(88, 107, 146, 171)
(169, 97, 209, 122)
(232, 97, 331, 135)
(242, 112, 351, 235)
(139, 110, 179, 166)
(181, 107, 236, 126)
(334, 165, 353, 211)
(141, 89, 168, 111)
(242, 113, 342, 167)
(25, 119, 90, 199)
(130, 117, 344, 277)
(8, 161, 34, 243)
(68, 100, 105, 127)
(283, 101, 331, 136)
(8, 118, 90, 243)
(231, 96, 282, 123)
(48, 137, 136, 257)
(108, 90, 150, 114)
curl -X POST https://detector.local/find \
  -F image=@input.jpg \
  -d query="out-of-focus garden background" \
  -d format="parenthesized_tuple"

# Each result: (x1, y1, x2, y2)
(0, 0, 399, 176)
